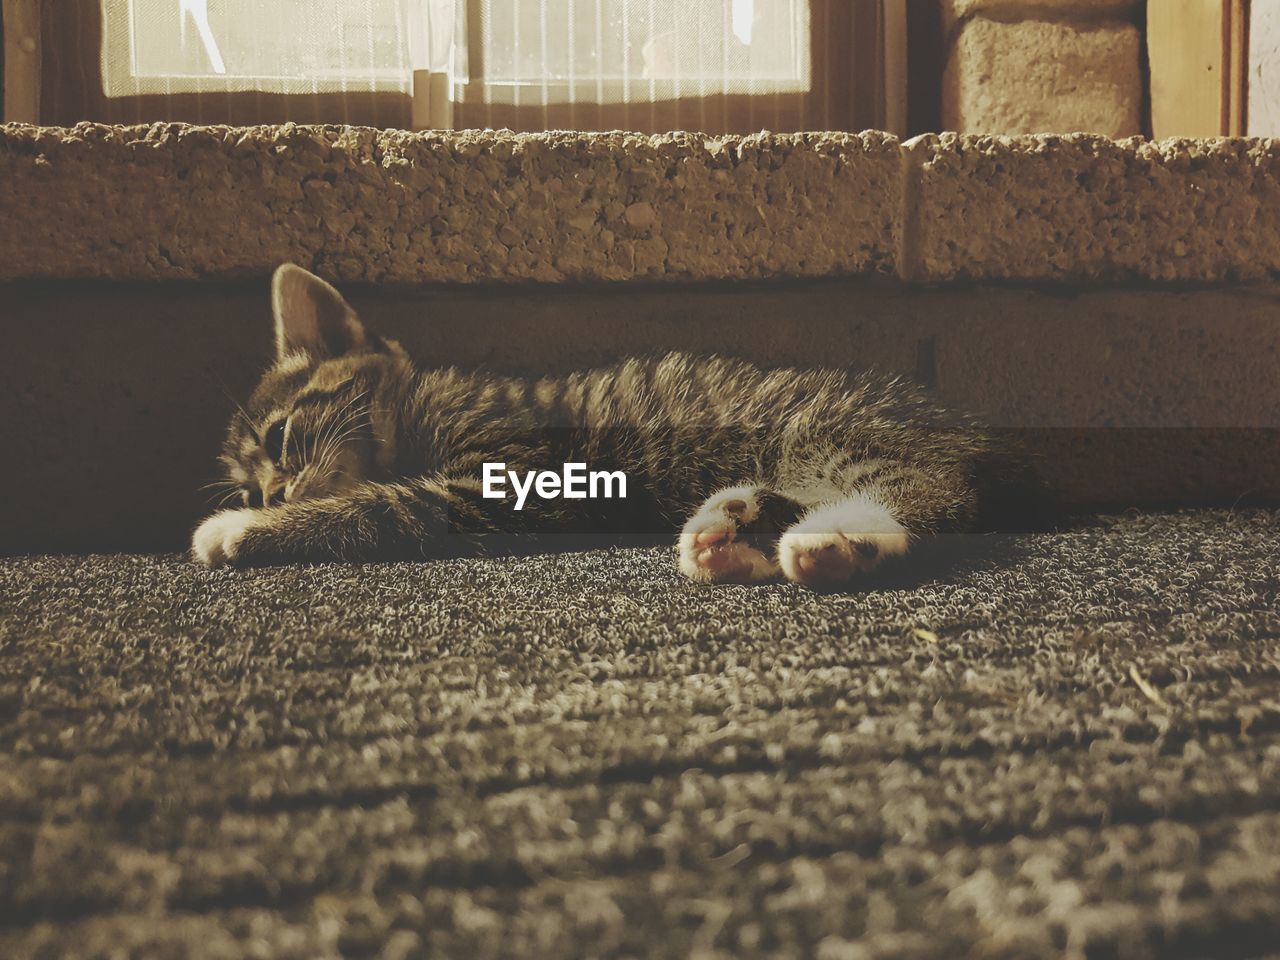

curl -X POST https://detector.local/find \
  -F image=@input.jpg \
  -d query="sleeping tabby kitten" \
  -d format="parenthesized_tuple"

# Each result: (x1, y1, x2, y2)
(194, 264, 1039, 587)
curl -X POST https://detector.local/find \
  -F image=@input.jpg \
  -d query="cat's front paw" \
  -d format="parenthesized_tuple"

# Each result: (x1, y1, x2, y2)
(678, 486, 783, 584)
(778, 497, 910, 589)
(192, 508, 268, 567)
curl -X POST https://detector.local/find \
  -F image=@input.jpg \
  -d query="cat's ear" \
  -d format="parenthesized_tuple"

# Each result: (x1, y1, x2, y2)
(271, 264, 369, 361)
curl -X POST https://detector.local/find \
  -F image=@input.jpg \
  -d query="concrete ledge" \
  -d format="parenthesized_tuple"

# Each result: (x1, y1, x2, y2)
(0, 124, 900, 284)
(910, 135, 1280, 282)
(6, 124, 1280, 285)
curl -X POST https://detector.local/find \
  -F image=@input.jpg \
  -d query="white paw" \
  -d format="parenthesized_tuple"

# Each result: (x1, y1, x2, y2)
(192, 508, 265, 567)
(778, 496, 909, 588)
(677, 485, 780, 584)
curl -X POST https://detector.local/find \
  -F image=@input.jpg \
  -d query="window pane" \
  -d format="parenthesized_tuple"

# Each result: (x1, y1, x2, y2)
(102, 0, 414, 94)
(475, 0, 809, 101)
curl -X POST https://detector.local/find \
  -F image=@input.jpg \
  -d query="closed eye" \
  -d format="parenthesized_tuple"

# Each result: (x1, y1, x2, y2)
(262, 418, 287, 462)
(285, 425, 308, 462)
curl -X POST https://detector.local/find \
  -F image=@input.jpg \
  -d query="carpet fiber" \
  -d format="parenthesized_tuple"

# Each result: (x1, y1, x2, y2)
(2, 510, 1279, 959)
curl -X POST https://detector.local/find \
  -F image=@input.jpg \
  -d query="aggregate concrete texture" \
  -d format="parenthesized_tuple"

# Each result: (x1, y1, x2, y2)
(940, 0, 1143, 139)
(942, 18, 1142, 139)
(6, 123, 1280, 285)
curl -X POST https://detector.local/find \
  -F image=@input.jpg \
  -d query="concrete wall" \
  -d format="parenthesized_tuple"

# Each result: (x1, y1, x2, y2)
(941, 0, 1143, 137)
(7, 125, 1280, 285)
(2, 279, 1277, 552)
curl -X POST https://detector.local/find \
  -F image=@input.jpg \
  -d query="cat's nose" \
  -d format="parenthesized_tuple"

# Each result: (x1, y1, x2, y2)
(263, 485, 286, 507)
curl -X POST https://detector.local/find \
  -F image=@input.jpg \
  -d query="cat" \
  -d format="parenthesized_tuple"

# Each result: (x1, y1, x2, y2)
(193, 264, 1041, 587)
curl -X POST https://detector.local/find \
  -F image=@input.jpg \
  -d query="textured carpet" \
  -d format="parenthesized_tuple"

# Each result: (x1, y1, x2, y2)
(1, 510, 1278, 959)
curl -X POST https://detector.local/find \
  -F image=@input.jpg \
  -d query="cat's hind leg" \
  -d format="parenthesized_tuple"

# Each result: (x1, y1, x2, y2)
(678, 485, 803, 584)
(777, 492, 910, 589)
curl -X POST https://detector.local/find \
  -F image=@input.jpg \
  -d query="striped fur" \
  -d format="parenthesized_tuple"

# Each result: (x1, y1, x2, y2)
(193, 265, 1042, 587)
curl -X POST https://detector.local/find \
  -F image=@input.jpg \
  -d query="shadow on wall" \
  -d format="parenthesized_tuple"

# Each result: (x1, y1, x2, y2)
(1, 277, 1278, 552)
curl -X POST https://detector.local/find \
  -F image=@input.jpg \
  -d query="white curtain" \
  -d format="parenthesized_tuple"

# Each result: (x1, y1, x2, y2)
(89, 0, 897, 133)
(101, 0, 416, 98)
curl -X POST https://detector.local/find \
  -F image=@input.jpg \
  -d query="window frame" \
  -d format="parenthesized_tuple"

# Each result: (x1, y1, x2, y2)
(3, 0, 42, 123)
(9, 0, 904, 134)
(1147, 0, 1248, 138)
(453, 0, 898, 133)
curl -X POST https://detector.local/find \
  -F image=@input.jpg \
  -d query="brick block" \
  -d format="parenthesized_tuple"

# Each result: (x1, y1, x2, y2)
(943, 18, 1142, 137)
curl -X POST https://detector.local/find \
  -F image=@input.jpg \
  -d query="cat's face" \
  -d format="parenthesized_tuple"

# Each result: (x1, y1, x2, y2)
(220, 265, 403, 508)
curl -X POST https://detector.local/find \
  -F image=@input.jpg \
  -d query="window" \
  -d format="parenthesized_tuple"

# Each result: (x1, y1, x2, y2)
(463, 0, 824, 131)
(472, 1, 810, 99)
(11, 0, 904, 134)
(102, 0, 416, 96)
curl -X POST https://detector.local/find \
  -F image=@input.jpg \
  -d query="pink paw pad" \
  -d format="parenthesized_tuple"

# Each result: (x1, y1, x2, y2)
(794, 539, 858, 583)
(678, 487, 782, 584)
(695, 527, 734, 548)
